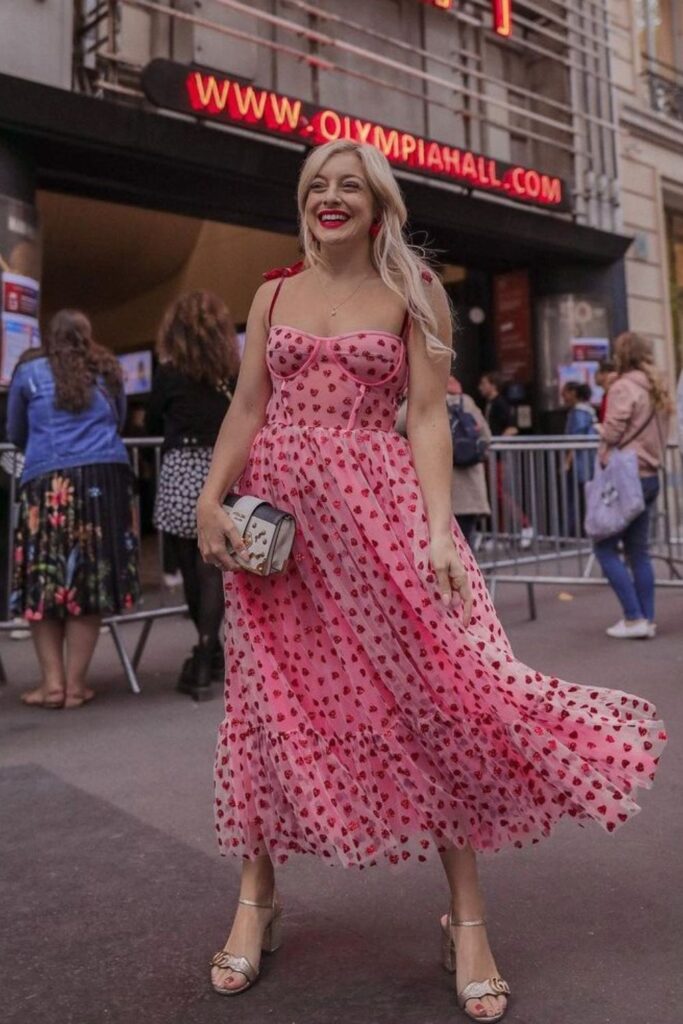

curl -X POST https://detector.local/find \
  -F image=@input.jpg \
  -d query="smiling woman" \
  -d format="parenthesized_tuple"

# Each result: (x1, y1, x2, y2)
(297, 143, 448, 356)
(194, 141, 666, 1024)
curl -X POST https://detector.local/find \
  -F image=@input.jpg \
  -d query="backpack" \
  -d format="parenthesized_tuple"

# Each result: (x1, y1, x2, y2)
(448, 396, 489, 468)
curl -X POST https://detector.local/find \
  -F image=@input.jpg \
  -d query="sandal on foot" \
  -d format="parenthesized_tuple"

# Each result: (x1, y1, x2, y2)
(440, 914, 510, 1023)
(64, 688, 95, 709)
(20, 687, 65, 710)
(210, 895, 283, 996)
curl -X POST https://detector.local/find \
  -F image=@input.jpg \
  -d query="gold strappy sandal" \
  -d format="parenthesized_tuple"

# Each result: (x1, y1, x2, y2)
(210, 895, 283, 996)
(440, 913, 510, 1023)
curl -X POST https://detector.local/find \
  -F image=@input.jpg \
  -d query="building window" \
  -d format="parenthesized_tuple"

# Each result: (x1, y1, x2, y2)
(665, 209, 683, 374)
(638, 0, 683, 120)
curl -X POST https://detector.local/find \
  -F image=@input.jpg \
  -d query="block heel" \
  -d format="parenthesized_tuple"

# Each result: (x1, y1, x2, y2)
(439, 913, 510, 1023)
(210, 895, 283, 996)
(262, 906, 283, 953)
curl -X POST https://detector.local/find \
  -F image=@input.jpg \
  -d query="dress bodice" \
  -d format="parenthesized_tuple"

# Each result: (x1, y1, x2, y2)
(265, 325, 408, 431)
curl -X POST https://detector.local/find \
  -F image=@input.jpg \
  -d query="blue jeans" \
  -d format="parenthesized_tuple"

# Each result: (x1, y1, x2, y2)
(594, 475, 659, 621)
(456, 514, 478, 548)
(565, 468, 588, 536)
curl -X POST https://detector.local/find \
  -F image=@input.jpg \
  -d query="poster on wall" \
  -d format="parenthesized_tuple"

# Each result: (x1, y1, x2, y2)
(566, 336, 609, 404)
(2, 273, 39, 319)
(0, 272, 41, 385)
(570, 337, 609, 363)
(536, 295, 610, 411)
(492, 270, 532, 382)
(557, 360, 603, 405)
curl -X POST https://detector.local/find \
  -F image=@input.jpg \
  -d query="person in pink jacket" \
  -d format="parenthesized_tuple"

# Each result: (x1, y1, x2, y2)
(595, 332, 670, 639)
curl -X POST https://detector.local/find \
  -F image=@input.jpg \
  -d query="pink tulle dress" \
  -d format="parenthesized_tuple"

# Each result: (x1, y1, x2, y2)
(214, 269, 666, 868)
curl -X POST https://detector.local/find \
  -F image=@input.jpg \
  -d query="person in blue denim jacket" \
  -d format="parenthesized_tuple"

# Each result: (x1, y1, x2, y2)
(7, 309, 139, 708)
(562, 381, 598, 535)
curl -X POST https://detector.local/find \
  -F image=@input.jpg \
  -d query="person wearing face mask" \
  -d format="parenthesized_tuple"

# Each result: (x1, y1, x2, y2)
(195, 142, 666, 1023)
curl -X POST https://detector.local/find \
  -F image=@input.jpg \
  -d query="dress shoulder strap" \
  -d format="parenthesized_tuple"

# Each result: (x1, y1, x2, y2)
(262, 260, 305, 328)
(268, 277, 286, 328)
(399, 308, 411, 341)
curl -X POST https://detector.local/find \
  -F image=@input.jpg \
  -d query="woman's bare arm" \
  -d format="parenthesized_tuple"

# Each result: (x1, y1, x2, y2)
(406, 283, 454, 539)
(196, 280, 276, 570)
(405, 283, 472, 623)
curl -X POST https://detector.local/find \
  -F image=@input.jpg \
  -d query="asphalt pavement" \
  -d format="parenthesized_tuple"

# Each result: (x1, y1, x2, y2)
(1, 580, 682, 1024)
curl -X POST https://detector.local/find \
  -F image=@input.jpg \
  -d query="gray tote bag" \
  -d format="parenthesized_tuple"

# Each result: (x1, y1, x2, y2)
(584, 401, 656, 541)
(584, 448, 645, 541)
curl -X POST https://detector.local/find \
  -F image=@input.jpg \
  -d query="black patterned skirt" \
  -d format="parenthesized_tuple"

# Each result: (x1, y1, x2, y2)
(153, 446, 212, 539)
(11, 463, 140, 620)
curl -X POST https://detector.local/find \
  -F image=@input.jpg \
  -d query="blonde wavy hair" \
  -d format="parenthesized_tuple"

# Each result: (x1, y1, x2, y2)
(613, 332, 671, 411)
(297, 140, 449, 357)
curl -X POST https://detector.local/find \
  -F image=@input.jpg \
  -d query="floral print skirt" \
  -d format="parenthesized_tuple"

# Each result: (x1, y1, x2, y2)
(11, 463, 140, 620)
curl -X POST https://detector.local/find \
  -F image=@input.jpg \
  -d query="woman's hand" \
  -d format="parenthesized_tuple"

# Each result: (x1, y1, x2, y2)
(197, 497, 251, 572)
(430, 534, 473, 627)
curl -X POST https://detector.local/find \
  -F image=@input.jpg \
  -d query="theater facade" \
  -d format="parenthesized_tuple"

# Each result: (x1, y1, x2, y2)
(0, 0, 636, 427)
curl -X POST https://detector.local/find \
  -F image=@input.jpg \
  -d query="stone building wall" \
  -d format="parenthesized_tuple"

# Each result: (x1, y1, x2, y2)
(610, 0, 683, 386)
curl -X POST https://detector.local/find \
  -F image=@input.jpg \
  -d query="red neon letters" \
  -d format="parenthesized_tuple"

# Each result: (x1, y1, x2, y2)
(419, 0, 513, 36)
(491, 0, 513, 37)
(184, 70, 565, 209)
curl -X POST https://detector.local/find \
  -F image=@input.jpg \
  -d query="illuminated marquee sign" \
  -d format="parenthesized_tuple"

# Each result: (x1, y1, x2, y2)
(419, 0, 513, 37)
(142, 60, 568, 211)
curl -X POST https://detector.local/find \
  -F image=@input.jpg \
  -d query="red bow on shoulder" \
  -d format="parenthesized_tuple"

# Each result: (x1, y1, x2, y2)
(262, 260, 305, 281)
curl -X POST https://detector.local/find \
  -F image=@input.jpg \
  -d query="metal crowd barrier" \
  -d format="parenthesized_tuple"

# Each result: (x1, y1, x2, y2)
(2, 435, 681, 687)
(477, 435, 683, 618)
(0, 438, 188, 693)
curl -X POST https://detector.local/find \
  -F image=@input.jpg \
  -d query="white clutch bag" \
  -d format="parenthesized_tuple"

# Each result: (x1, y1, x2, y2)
(223, 494, 296, 575)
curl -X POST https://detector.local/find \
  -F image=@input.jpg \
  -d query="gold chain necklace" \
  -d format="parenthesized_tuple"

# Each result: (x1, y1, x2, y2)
(314, 269, 371, 317)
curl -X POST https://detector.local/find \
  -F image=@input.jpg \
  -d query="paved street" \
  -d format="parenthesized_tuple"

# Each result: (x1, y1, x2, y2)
(2, 582, 682, 1024)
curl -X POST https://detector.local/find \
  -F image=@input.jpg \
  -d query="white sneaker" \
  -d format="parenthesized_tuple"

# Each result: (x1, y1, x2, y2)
(647, 621, 657, 638)
(162, 571, 183, 588)
(519, 526, 534, 550)
(9, 617, 29, 640)
(605, 619, 650, 639)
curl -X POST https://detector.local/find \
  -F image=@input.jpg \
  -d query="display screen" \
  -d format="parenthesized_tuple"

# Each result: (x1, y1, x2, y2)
(1, 272, 41, 384)
(1, 317, 40, 385)
(118, 350, 153, 395)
